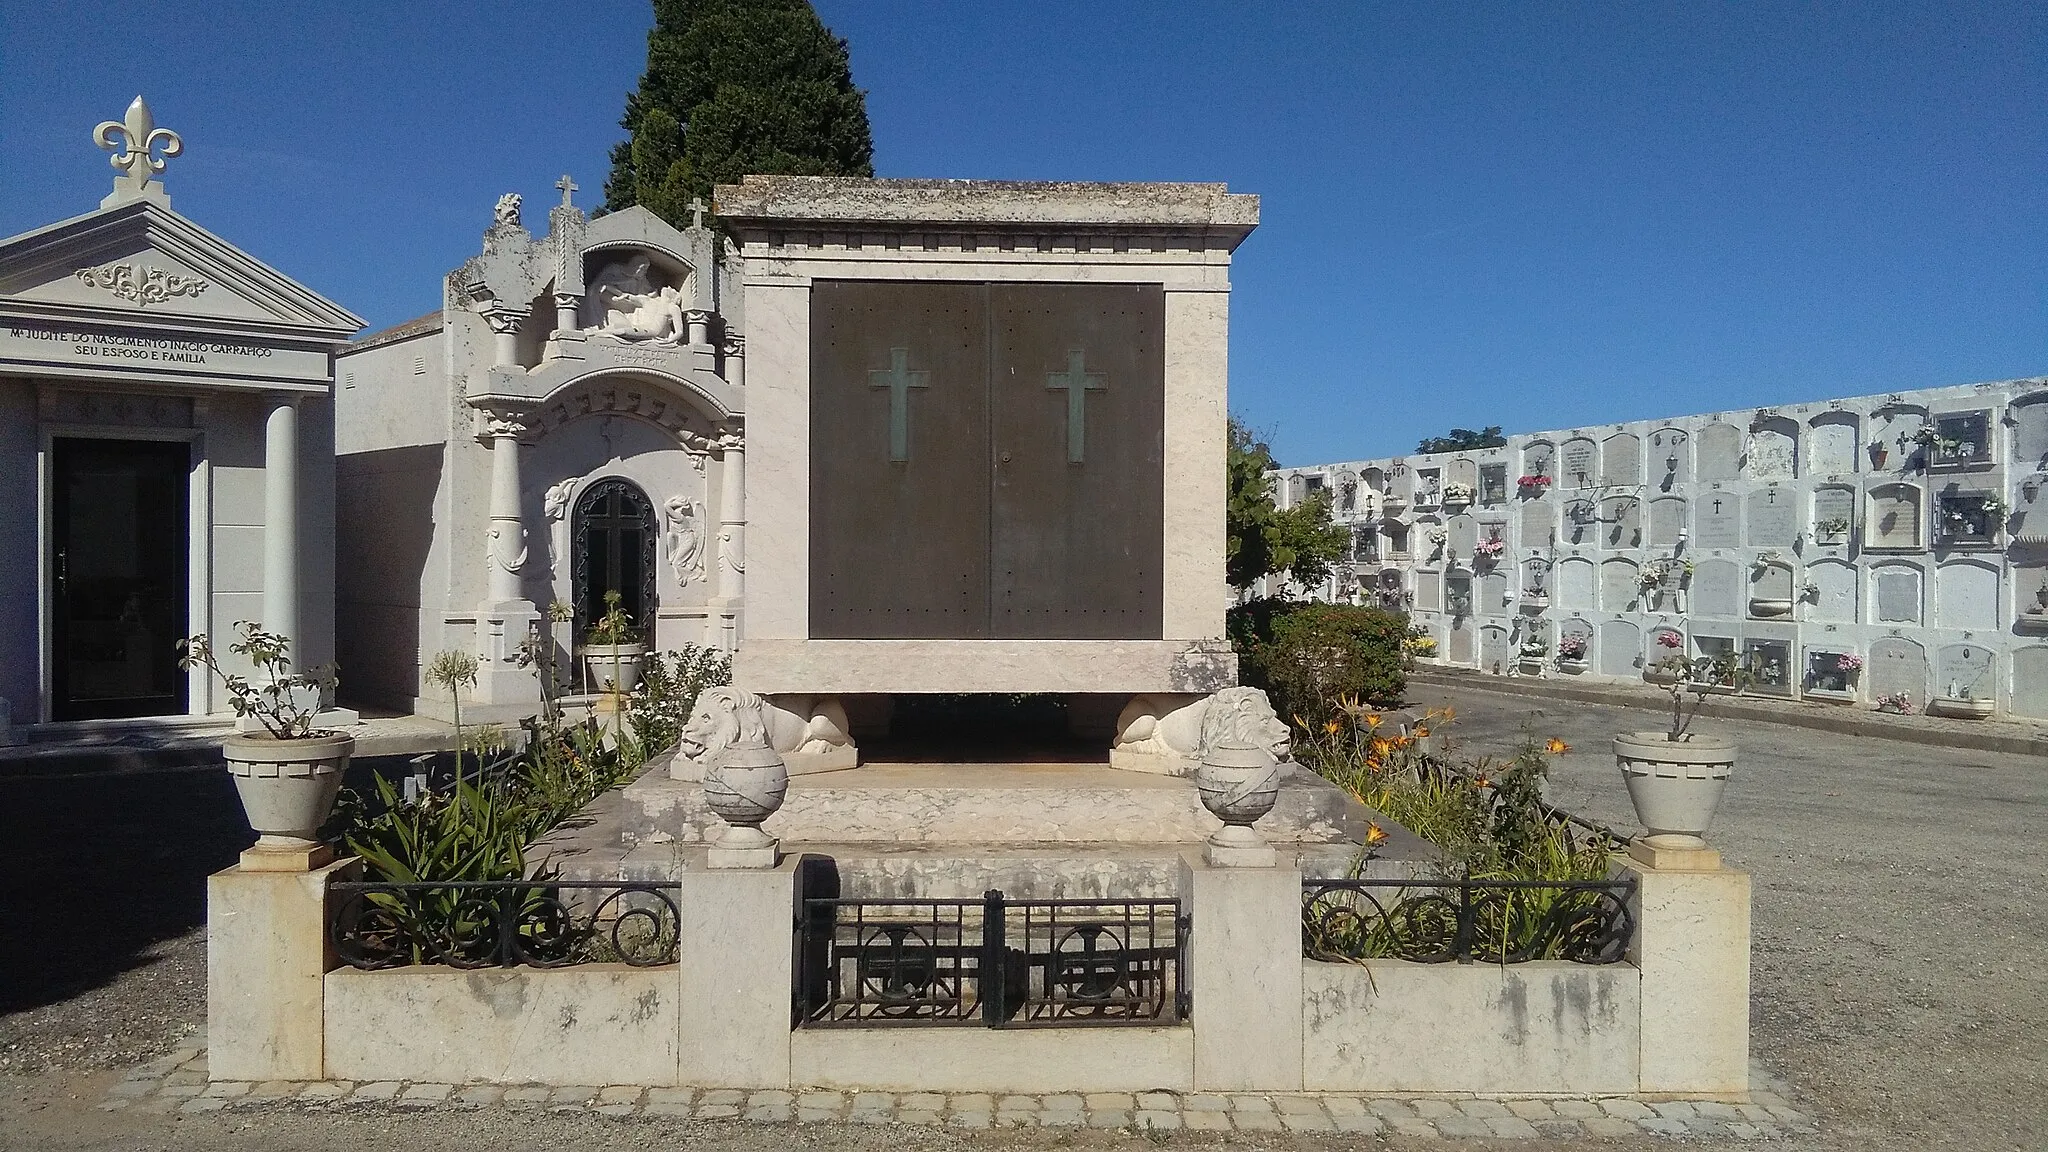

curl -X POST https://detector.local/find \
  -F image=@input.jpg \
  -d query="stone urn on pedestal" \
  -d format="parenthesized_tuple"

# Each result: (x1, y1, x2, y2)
(1194, 742, 1282, 868)
(702, 737, 789, 868)
(181, 623, 352, 871)
(1613, 731, 1735, 869)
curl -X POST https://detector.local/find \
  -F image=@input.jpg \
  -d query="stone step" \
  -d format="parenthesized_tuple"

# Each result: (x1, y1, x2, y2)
(620, 756, 1399, 849)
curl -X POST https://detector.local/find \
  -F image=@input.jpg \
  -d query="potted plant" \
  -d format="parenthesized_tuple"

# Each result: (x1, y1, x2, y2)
(1473, 536, 1506, 566)
(1555, 632, 1589, 673)
(179, 622, 350, 865)
(1401, 627, 1438, 664)
(1614, 657, 1742, 857)
(584, 589, 648, 694)
(1516, 473, 1552, 496)
(1517, 636, 1549, 673)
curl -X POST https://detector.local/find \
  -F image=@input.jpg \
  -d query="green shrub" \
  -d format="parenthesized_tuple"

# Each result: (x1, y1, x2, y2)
(625, 645, 732, 752)
(1230, 598, 1407, 730)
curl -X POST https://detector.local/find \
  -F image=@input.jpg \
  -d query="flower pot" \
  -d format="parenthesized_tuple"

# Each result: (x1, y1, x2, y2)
(1748, 597, 1794, 618)
(1517, 657, 1546, 674)
(222, 731, 353, 849)
(1613, 732, 1735, 849)
(1380, 498, 1408, 518)
(1928, 696, 1994, 720)
(1557, 658, 1588, 674)
(1520, 593, 1549, 611)
(1193, 743, 1281, 827)
(583, 642, 647, 693)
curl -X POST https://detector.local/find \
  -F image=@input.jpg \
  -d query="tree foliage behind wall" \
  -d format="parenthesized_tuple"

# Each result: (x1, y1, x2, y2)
(1226, 418, 1349, 592)
(605, 0, 875, 227)
(1416, 425, 1507, 454)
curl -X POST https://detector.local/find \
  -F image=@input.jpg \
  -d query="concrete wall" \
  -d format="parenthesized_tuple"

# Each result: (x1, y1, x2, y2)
(1271, 376, 2048, 720)
(0, 379, 38, 711)
(324, 966, 682, 1085)
(789, 1027, 1193, 1093)
(1302, 960, 1640, 1094)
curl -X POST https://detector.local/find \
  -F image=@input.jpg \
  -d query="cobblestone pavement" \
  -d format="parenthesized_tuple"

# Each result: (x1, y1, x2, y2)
(87, 1047, 1815, 1144)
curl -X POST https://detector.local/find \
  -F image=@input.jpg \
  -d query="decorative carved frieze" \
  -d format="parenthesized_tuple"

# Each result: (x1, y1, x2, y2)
(74, 262, 208, 307)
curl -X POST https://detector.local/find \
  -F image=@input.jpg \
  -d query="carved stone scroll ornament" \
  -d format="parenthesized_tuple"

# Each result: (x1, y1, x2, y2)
(94, 95, 181, 204)
(75, 263, 207, 307)
(672, 688, 851, 781)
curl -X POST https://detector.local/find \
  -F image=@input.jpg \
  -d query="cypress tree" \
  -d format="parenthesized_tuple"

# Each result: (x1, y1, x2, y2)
(604, 0, 875, 226)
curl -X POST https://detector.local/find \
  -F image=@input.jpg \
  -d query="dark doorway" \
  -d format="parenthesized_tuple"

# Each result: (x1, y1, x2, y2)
(572, 477, 657, 640)
(52, 437, 190, 720)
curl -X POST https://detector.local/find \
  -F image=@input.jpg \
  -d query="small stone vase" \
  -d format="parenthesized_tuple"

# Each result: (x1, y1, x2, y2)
(702, 738, 788, 867)
(1613, 732, 1734, 850)
(223, 732, 353, 868)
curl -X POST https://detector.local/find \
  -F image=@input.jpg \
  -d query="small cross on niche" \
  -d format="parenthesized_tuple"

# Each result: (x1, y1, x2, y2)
(868, 347, 929, 463)
(1046, 349, 1107, 464)
(555, 174, 577, 207)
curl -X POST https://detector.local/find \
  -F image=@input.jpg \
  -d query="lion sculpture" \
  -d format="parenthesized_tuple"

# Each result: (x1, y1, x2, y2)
(671, 687, 851, 780)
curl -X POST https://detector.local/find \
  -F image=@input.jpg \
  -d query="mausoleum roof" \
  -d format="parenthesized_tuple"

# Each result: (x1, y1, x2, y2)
(350, 309, 444, 352)
(716, 176, 1258, 249)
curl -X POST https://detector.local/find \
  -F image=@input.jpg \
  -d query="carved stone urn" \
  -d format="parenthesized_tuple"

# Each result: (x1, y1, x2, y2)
(1613, 732, 1734, 868)
(583, 642, 647, 694)
(1194, 742, 1281, 867)
(222, 731, 354, 870)
(702, 737, 788, 868)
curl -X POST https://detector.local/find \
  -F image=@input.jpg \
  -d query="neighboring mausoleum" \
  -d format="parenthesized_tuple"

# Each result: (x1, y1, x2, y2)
(334, 184, 744, 719)
(0, 98, 361, 731)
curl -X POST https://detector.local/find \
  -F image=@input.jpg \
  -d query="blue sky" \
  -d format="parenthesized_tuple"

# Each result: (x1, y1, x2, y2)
(3, 2, 2042, 465)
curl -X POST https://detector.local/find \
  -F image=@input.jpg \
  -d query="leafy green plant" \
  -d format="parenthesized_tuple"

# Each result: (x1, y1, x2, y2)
(1231, 599, 1407, 732)
(586, 589, 639, 646)
(177, 622, 337, 738)
(424, 648, 481, 789)
(627, 645, 733, 752)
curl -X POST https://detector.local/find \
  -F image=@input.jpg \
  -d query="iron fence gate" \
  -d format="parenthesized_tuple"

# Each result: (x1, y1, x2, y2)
(795, 887, 1187, 1028)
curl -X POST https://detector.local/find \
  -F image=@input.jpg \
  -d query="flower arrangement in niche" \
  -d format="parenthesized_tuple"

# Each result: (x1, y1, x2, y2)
(1816, 515, 1851, 538)
(1426, 526, 1448, 546)
(1517, 474, 1552, 493)
(1655, 631, 1685, 650)
(1638, 564, 1666, 591)
(1836, 653, 1863, 672)
(1474, 536, 1507, 559)
(1876, 691, 1915, 715)
(1557, 633, 1588, 661)
(1442, 481, 1476, 504)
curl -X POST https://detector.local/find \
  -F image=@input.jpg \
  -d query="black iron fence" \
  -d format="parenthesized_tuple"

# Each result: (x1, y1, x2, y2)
(1302, 876, 1635, 965)
(330, 880, 680, 970)
(796, 890, 1186, 1027)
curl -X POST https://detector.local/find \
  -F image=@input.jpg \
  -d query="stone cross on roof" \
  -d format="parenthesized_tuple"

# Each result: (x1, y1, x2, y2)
(556, 174, 578, 208)
(688, 197, 707, 230)
(94, 96, 182, 209)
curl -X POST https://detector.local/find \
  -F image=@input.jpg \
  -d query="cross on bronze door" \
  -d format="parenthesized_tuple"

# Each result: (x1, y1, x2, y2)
(1045, 349, 1106, 464)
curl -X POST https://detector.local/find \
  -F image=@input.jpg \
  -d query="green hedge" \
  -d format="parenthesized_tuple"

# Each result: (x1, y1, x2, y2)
(1230, 598, 1408, 732)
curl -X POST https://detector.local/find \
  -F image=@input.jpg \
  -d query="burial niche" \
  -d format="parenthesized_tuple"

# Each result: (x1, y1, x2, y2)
(1557, 556, 1596, 611)
(1649, 427, 1690, 490)
(1864, 484, 1923, 551)
(1600, 558, 1640, 611)
(573, 477, 658, 641)
(1933, 560, 1999, 631)
(1479, 568, 1510, 615)
(1519, 501, 1553, 548)
(1415, 569, 1443, 612)
(1808, 412, 1859, 476)
(1867, 638, 1928, 706)
(1602, 433, 1642, 487)
(1935, 643, 1995, 703)
(1522, 440, 1555, 483)
(1871, 563, 1922, 624)
(1867, 404, 1926, 471)
(1746, 416, 1798, 480)
(2011, 648, 2048, 720)
(1745, 486, 1799, 550)
(1697, 423, 1742, 481)
(1648, 496, 1687, 549)
(1743, 637, 1794, 696)
(1811, 486, 1856, 547)
(1598, 619, 1641, 678)
(1448, 615, 1476, 664)
(1563, 498, 1598, 547)
(1805, 557, 1857, 622)
(1602, 496, 1642, 549)
(1749, 560, 1795, 618)
(1695, 492, 1741, 550)
(1691, 558, 1743, 619)
(1480, 623, 1512, 672)
(2012, 393, 2048, 473)
(1560, 437, 1599, 488)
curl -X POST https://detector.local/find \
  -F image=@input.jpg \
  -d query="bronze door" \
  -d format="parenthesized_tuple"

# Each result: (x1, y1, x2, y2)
(808, 281, 1164, 640)
(811, 281, 990, 638)
(989, 283, 1163, 638)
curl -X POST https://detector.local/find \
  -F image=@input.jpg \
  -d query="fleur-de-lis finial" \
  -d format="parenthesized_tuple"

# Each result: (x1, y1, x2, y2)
(94, 96, 182, 208)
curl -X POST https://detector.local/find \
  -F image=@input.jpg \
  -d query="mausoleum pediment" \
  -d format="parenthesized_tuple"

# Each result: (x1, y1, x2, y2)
(0, 198, 362, 340)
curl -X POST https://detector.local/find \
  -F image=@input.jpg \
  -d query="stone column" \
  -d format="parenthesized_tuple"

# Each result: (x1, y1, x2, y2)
(713, 427, 746, 651)
(480, 304, 528, 368)
(686, 308, 712, 348)
(722, 332, 746, 389)
(552, 292, 580, 335)
(262, 396, 300, 650)
(470, 405, 541, 710)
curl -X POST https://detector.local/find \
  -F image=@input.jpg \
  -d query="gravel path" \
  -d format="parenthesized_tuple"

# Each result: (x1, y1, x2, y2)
(1406, 678, 2047, 1152)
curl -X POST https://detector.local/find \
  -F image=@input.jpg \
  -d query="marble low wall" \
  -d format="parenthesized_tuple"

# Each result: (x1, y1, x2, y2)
(323, 966, 683, 1086)
(789, 1027, 1194, 1093)
(1302, 960, 1641, 1094)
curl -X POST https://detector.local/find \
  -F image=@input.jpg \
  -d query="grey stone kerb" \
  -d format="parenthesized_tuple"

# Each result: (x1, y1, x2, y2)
(715, 176, 1260, 249)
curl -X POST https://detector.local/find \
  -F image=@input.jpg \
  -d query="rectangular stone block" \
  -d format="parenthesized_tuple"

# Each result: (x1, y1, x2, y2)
(207, 858, 355, 1081)
(677, 862, 798, 1088)
(788, 1026, 1192, 1093)
(1623, 860, 1750, 1096)
(1301, 959, 1640, 1094)
(1181, 856, 1304, 1092)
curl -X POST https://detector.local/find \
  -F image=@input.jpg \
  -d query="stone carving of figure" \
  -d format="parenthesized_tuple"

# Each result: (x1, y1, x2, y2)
(673, 687, 850, 780)
(664, 495, 705, 586)
(542, 480, 575, 570)
(493, 193, 522, 230)
(585, 255, 687, 344)
(1112, 687, 1292, 776)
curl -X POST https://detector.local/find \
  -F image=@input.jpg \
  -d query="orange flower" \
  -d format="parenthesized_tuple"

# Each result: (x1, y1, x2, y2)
(1365, 822, 1389, 847)
(1366, 713, 1383, 730)
(1324, 719, 1342, 735)
(1473, 774, 1491, 789)
(1413, 725, 1430, 739)
(1370, 738, 1392, 759)
(1546, 737, 1570, 754)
